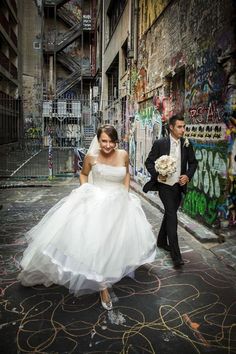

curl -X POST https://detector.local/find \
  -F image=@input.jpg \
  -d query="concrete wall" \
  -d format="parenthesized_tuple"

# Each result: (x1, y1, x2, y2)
(21, 0, 42, 131)
(130, 0, 236, 230)
(101, 0, 130, 124)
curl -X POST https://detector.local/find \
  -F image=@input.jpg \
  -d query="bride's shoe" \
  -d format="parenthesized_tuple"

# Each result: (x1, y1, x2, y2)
(100, 291, 113, 310)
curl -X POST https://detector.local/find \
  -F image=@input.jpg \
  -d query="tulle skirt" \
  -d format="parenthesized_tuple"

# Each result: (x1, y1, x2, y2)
(18, 183, 157, 295)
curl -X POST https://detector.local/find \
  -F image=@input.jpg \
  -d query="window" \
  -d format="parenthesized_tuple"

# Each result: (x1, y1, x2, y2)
(107, 0, 127, 38)
(122, 39, 128, 73)
(33, 42, 41, 49)
(170, 69, 185, 115)
(106, 54, 119, 103)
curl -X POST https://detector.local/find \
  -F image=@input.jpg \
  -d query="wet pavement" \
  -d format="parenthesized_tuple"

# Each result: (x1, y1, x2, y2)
(0, 177, 236, 354)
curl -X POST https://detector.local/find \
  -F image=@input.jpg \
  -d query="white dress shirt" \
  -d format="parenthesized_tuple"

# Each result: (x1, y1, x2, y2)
(158, 135, 181, 186)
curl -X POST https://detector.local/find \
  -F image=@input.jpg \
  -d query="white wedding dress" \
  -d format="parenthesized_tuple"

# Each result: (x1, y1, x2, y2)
(18, 162, 157, 295)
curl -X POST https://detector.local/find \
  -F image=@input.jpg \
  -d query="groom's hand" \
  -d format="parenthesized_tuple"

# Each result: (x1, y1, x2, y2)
(158, 174, 167, 182)
(179, 175, 189, 186)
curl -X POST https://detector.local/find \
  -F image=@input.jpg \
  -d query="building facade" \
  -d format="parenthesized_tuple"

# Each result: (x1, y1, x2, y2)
(100, 0, 133, 149)
(41, 0, 97, 148)
(99, 0, 236, 232)
(0, 0, 23, 145)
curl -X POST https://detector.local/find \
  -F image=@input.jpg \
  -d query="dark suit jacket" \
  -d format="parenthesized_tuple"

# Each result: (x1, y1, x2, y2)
(143, 136, 198, 194)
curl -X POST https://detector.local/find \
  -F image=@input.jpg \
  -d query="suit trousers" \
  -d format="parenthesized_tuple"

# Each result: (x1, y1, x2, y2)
(157, 182, 182, 261)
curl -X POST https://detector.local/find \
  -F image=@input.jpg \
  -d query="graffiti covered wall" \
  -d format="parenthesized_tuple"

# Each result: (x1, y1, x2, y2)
(139, 0, 171, 35)
(130, 0, 236, 230)
(129, 99, 162, 183)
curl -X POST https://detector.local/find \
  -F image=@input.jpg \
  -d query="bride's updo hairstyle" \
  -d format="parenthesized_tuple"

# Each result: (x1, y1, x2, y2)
(97, 124, 119, 143)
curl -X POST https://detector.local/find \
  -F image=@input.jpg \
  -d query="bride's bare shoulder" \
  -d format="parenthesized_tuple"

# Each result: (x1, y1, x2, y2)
(117, 149, 128, 162)
(118, 149, 128, 156)
(85, 153, 97, 165)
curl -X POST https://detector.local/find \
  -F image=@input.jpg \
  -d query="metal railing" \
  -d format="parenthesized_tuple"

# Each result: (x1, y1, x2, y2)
(57, 52, 81, 72)
(57, 6, 81, 27)
(0, 96, 99, 179)
(43, 23, 82, 53)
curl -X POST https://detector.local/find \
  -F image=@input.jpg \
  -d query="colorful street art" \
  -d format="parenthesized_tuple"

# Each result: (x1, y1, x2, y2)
(132, 0, 236, 231)
(152, 92, 184, 124)
(130, 45, 235, 229)
(185, 50, 225, 125)
(129, 102, 162, 183)
(184, 124, 226, 141)
(183, 141, 228, 226)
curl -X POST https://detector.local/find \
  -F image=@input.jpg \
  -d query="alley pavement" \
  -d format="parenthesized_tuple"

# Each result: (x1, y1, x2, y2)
(130, 181, 236, 272)
(0, 177, 236, 354)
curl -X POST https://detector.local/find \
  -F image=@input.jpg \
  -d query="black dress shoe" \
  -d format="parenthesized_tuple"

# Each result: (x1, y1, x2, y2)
(157, 244, 171, 252)
(173, 259, 184, 267)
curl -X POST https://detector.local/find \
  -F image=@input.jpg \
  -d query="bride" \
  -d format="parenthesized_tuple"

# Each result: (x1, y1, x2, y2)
(18, 124, 157, 310)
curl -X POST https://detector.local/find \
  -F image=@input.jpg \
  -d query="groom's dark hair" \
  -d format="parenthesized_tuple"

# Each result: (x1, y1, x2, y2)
(169, 114, 184, 127)
(97, 124, 119, 143)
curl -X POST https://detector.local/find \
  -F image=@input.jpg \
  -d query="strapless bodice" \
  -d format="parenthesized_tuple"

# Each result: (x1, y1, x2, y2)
(91, 163, 126, 188)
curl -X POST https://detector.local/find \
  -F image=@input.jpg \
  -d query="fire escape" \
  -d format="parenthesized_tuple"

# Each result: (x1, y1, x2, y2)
(43, 0, 86, 97)
(42, 0, 96, 150)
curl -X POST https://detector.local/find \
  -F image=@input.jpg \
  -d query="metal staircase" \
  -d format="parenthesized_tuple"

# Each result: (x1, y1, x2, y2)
(56, 71, 82, 96)
(56, 51, 82, 96)
(43, 0, 92, 96)
(57, 6, 80, 27)
(57, 52, 81, 72)
(43, 23, 82, 53)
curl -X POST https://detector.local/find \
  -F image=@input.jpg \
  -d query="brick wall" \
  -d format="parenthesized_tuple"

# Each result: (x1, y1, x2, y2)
(131, 0, 236, 229)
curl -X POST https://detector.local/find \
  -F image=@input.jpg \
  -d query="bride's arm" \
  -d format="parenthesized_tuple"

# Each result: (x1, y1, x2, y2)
(79, 154, 92, 185)
(123, 151, 130, 190)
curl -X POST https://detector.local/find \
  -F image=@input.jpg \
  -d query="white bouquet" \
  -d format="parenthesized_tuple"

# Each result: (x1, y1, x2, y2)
(155, 155, 177, 177)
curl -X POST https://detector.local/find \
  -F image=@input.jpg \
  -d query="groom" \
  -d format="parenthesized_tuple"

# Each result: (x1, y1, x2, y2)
(143, 114, 198, 267)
